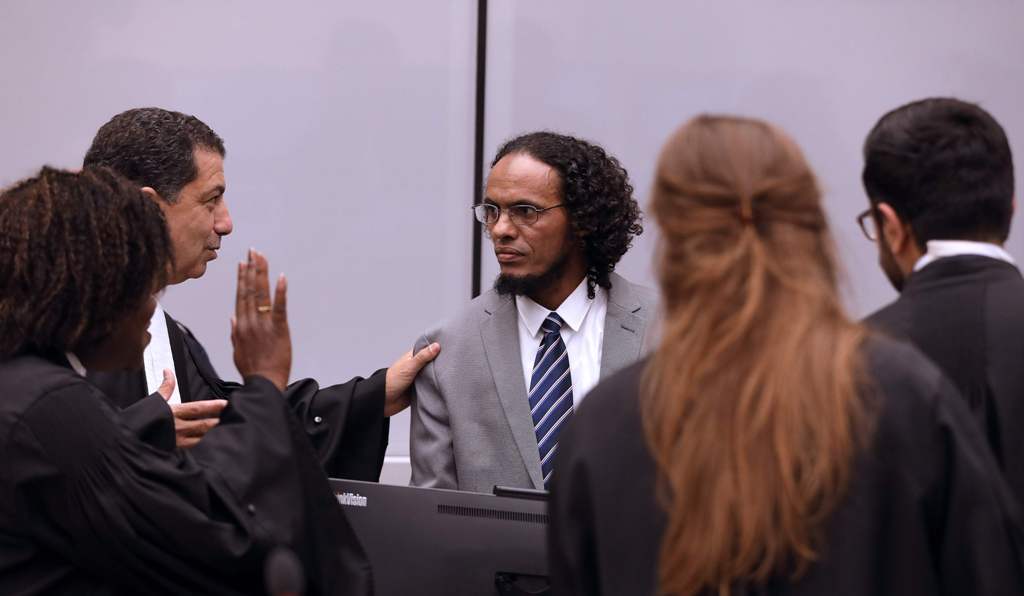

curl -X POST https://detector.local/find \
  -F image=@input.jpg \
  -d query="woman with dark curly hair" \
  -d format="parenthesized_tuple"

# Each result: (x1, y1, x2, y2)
(548, 116, 1024, 595)
(0, 167, 371, 594)
(410, 131, 657, 493)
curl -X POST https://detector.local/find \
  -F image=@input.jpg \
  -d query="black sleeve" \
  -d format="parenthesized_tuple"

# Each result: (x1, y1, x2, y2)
(922, 378, 1024, 595)
(547, 423, 601, 596)
(4, 376, 370, 596)
(117, 392, 176, 451)
(284, 370, 389, 480)
(178, 321, 389, 480)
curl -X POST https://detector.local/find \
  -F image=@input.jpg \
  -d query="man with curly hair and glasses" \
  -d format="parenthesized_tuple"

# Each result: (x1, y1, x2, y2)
(410, 132, 656, 492)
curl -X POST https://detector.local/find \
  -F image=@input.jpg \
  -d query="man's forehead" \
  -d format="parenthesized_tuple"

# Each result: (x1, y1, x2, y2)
(486, 154, 560, 196)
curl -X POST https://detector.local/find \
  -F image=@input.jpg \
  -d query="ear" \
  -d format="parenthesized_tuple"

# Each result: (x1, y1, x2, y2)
(140, 186, 163, 202)
(140, 187, 171, 213)
(877, 202, 913, 254)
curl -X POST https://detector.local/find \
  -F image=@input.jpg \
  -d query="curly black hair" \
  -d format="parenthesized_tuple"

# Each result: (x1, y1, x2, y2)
(83, 107, 225, 203)
(492, 131, 642, 298)
(0, 166, 173, 358)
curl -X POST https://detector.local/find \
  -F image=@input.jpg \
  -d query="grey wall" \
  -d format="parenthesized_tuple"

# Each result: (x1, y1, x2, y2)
(0, 1, 477, 464)
(3, 1, 1023, 478)
(480, 1, 1024, 318)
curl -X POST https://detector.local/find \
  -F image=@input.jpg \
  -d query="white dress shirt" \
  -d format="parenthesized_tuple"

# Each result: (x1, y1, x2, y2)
(144, 302, 180, 404)
(515, 278, 608, 406)
(913, 240, 1017, 272)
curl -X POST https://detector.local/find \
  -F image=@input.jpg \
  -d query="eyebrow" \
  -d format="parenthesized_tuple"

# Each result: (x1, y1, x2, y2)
(206, 185, 226, 198)
(483, 197, 544, 208)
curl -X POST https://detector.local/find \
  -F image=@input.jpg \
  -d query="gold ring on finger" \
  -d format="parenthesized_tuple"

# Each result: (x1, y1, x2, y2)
(257, 305, 272, 314)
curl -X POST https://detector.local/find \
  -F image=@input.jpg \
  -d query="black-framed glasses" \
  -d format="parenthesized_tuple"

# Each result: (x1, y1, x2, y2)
(473, 203, 566, 226)
(856, 208, 878, 241)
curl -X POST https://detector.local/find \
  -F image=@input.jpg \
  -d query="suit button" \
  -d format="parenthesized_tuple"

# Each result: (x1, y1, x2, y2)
(247, 504, 256, 515)
(314, 416, 323, 424)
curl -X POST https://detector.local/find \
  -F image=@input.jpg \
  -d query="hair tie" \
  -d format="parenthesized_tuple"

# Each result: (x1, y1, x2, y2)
(738, 201, 754, 226)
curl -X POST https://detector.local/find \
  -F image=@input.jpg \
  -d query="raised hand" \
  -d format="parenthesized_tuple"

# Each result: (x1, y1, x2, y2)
(231, 249, 291, 392)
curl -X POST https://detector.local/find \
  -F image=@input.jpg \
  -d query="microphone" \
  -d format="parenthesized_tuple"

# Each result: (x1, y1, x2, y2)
(264, 546, 305, 596)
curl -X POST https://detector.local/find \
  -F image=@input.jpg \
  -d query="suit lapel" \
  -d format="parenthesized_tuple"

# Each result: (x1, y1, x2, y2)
(601, 275, 645, 379)
(479, 295, 545, 489)
(164, 311, 239, 402)
(164, 312, 194, 404)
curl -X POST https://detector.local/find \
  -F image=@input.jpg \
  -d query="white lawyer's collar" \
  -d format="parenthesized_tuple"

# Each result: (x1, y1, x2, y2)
(65, 352, 87, 377)
(516, 277, 598, 337)
(913, 240, 1017, 272)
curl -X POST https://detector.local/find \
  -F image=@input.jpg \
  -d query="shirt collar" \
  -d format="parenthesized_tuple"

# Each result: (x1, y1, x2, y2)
(150, 300, 167, 330)
(913, 240, 1017, 272)
(516, 278, 596, 337)
(65, 352, 87, 377)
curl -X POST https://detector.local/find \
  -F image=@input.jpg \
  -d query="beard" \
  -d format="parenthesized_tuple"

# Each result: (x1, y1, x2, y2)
(494, 249, 573, 298)
(878, 241, 905, 292)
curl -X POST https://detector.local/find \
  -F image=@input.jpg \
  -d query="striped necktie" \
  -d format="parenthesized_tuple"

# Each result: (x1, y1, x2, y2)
(528, 312, 574, 488)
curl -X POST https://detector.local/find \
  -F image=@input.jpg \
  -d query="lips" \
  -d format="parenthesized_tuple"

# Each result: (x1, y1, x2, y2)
(495, 248, 524, 263)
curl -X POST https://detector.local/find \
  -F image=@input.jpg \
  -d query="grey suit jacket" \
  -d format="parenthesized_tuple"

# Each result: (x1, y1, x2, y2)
(410, 273, 658, 493)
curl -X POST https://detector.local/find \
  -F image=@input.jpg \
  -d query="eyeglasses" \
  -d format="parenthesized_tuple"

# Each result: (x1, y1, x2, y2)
(856, 208, 878, 241)
(473, 203, 566, 226)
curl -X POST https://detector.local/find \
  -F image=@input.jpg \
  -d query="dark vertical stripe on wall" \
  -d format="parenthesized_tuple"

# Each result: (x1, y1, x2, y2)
(471, 0, 488, 298)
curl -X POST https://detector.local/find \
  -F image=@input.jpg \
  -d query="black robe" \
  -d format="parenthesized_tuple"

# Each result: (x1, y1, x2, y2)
(549, 335, 1024, 595)
(866, 255, 1024, 504)
(0, 353, 373, 595)
(88, 311, 388, 480)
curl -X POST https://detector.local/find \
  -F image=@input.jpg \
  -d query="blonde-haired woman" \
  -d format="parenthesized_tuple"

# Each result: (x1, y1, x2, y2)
(548, 115, 1024, 595)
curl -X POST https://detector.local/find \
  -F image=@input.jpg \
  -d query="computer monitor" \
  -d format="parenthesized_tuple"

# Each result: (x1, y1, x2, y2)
(330, 479, 550, 596)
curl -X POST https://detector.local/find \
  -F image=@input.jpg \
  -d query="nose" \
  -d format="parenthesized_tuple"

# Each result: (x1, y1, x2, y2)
(489, 208, 517, 240)
(215, 199, 233, 236)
